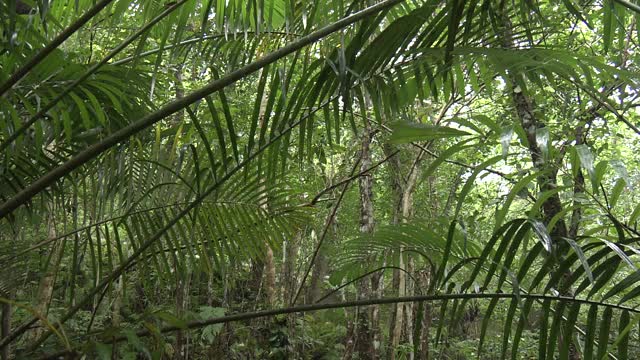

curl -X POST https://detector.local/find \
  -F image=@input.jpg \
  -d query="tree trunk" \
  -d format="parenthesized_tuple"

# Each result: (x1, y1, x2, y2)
(283, 231, 301, 306)
(30, 211, 62, 341)
(384, 143, 403, 359)
(258, 67, 276, 308)
(0, 225, 18, 360)
(111, 276, 123, 327)
(173, 272, 190, 360)
(264, 247, 276, 307)
(351, 121, 376, 359)
(500, 14, 576, 359)
(384, 143, 424, 359)
(308, 229, 329, 303)
(0, 301, 9, 360)
(416, 267, 432, 360)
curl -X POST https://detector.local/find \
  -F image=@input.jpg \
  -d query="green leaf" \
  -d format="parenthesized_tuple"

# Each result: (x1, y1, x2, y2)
(615, 310, 631, 360)
(535, 127, 550, 160)
(603, 239, 637, 270)
(603, 0, 615, 53)
(602, 269, 640, 301)
(583, 305, 598, 359)
(69, 91, 92, 130)
(559, 302, 580, 360)
(562, 237, 594, 284)
(495, 172, 538, 229)
(610, 178, 626, 209)
(455, 156, 503, 219)
(596, 307, 613, 359)
(95, 342, 112, 360)
(575, 144, 595, 180)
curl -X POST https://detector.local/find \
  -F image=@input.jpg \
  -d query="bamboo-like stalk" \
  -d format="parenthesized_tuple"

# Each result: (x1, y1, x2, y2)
(0, 72, 383, 351)
(0, 0, 405, 219)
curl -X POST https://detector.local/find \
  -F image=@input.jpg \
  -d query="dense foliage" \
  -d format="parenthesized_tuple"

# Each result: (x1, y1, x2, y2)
(2, 0, 640, 359)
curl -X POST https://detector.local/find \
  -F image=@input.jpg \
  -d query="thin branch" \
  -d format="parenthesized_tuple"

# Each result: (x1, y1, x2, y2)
(309, 150, 399, 206)
(292, 153, 363, 305)
(314, 266, 422, 304)
(0, 84, 347, 351)
(111, 31, 298, 66)
(567, 77, 640, 136)
(39, 292, 640, 359)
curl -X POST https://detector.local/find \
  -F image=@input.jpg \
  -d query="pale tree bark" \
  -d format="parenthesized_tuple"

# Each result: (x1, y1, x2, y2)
(263, 246, 276, 307)
(173, 272, 191, 360)
(344, 119, 376, 359)
(111, 276, 123, 327)
(308, 228, 329, 303)
(30, 210, 62, 341)
(401, 150, 423, 360)
(356, 122, 376, 359)
(384, 144, 423, 359)
(414, 166, 438, 360)
(384, 143, 405, 359)
(282, 229, 301, 356)
(257, 68, 277, 308)
(309, 167, 341, 304)
(283, 231, 301, 306)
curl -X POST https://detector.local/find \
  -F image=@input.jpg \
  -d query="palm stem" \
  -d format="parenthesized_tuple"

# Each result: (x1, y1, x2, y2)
(38, 292, 640, 360)
(0, 0, 405, 219)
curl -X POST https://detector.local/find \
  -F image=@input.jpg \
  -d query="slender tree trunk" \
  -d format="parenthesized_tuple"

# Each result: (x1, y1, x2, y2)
(416, 267, 432, 360)
(384, 143, 403, 358)
(174, 272, 190, 360)
(283, 231, 301, 306)
(0, 301, 9, 360)
(111, 276, 123, 327)
(349, 121, 377, 359)
(414, 167, 438, 360)
(384, 143, 424, 359)
(0, 226, 17, 360)
(264, 247, 276, 306)
(29, 210, 62, 342)
(283, 230, 301, 357)
(258, 67, 276, 308)
(309, 229, 329, 303)
(370, 267, 383, 357)
(168, 65, 190, 360)
(401, 151, 421, 360)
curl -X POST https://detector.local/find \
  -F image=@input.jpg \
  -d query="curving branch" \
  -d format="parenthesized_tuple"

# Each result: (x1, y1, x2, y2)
(0, 0, 405, 219)
(38, 292, 640, 360)
(0, 0, 189, 154)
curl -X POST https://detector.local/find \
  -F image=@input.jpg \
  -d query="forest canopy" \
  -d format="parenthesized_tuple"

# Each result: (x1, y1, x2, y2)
(2, 0, 640, 359)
